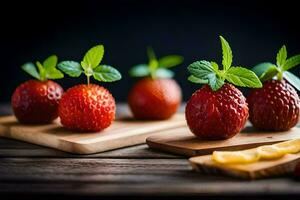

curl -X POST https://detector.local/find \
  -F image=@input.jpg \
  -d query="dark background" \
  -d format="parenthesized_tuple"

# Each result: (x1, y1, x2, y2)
(1, 0, 299, 102)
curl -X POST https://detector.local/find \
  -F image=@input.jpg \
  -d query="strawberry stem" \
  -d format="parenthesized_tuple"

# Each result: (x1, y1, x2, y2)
(277, 71, 283, 81)
(87, 75, 90, 85)
(217, 70, 226, 80)
(150, 69, 156, 79)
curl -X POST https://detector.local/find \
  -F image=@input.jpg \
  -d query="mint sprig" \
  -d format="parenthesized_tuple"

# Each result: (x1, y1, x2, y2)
(187, 36, 262, 91)
(252, 45, 300, 91)
(220, 36, 233, 71)
(58, 44, 121, 84)
(21, 55, 64, 81)
(129, 47, 183, 79)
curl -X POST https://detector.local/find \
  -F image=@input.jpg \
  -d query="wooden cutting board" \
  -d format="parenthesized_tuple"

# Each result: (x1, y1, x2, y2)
(189, 150, 300, 179)
(147, 125, 300, 156)
(0, 114, 185, 154)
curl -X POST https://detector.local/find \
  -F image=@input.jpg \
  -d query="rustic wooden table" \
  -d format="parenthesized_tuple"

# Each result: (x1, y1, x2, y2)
(0, 104, 300, 198)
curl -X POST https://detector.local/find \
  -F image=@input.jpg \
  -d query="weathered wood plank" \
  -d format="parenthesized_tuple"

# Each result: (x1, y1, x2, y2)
(0, 158, 197, 182)
(0, 179, 300, 196)
(1, 157, 299, 196)
(0, 158, 189, 174)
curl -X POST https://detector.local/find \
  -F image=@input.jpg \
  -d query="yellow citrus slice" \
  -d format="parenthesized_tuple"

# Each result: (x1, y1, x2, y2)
(212, 139, 300, 165)
(273, 139, 300, 154)
(212, 149, 260, 164)
(257, 145, 284, 160)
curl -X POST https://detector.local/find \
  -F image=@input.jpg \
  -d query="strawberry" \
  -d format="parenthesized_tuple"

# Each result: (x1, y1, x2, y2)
(58, 44, 121, 132)
(128, 47, 183, 119)
(186, 84, 249, 139)
(11, 55, 64, 124)
(248, 45, 300, 131)
(12, 80, 63, 124)
(128, 78, 181, 120)
(58, 84, 115, 132)
(185, 36, 262, 140)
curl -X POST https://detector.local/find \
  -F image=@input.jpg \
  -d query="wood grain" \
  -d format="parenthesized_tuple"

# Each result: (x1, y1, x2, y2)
(0, 158, 191, 182)
(2, 181, 300, 196)
(0, 114, 185, 154)
(0, 157, 300, 196)
(189, 151, 300, 179)
(0, 138, 180, 158)
(147, 125, 300, 156)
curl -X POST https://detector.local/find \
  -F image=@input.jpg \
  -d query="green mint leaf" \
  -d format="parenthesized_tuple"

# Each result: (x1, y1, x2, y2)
(93, 65, 122, 82)
(283, 71, 300, 91)
(276, 45, 287, 67)
(155, 68, 174, 78)
(129, 64, 150, 77)
(42, 55, 63, 80)
(210, 61, 219, 72)
(225, 67, 262, 88)
(188, 60, 225, 90)
(147, 47, 157, 62)
(149, 59, 159, 70)
(158, 55, 184, 68)
(82, 45, 104, 69)
(260, 65, 279, 82)
(207, 73, 224, 91)
(36, 61, 46, 81)
(46, 68, 64, 79)
(43, 55, 58, 71)
(58, 61, 82, 77)
(282, 54, 300, 71)
(147, 47, 159, 78)
(188, 75, 208, 84)
(220, 36, 233, 71)
(21, 62, 41, 80)
(252, 62, 279, 82)
(187, 60, 215, 79)
(252, 62, 276, 77)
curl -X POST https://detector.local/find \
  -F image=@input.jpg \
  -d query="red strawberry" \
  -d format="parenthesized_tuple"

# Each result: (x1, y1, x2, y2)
(185, 84, 249, 139)
(58, 84, 115, 132)
(12, 80, 64, 124)
(247, 80, 300, 131)
(185, 36, 261, 140)
(57, 44, 121, 132)
(128, 47, 183, 120)
(12, 55, 64, 124)
(128, 78, 181, 120)
(248, 45, 300, 131)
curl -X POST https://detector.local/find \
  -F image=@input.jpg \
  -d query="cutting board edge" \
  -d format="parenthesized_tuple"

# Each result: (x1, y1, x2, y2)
(146, 138, 293, 157)
(146, 138, 197, 157)
(0, 128, 151, 155)
(189, 154, 300, 179)
(68, 127, 185, 154)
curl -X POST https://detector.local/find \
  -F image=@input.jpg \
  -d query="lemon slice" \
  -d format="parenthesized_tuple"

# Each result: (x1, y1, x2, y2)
(212, 139, 300, 165)
(273, 139, 300, 154)
(257, 145, 284, 160)
(212, 150, 260, 164)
